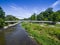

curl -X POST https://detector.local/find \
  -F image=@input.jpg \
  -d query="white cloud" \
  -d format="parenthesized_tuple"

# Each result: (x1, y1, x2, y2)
(51, 0, 60, 8)
(6, 5, 32, 19)
(5, 4, 45, 19)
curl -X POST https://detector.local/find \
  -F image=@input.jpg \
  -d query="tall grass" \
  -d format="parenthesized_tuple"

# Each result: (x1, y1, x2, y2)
(21, 22, 60, 45)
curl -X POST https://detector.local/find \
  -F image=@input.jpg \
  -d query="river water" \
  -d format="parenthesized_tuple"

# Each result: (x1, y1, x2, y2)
(4, 24, 38, 45)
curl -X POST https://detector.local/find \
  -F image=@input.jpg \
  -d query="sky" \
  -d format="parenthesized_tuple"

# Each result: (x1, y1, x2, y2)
(0, 0, 60, 19)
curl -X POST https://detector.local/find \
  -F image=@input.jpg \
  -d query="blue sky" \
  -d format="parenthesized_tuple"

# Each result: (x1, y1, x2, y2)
(0, 0, 60, 19)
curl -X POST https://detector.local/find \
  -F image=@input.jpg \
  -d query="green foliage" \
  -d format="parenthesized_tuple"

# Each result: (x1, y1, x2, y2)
(39, 8, 53, 21)
(5, 15, 19, 21)
(29, 13, 36, 20)
(28, 8, 60, 24)
(0, 7, 5, 27)
(37, 12, 44, 20)
(0, 18, 4, 27)
(51, 12, 59, 22)
(22, 22, 60, 45)
(0, 6, 19, 27)
(0, 7, 5, 19)
(29, 8, 54, 21)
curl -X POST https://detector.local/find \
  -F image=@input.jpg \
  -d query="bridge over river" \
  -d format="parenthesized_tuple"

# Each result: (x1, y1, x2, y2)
(4, 20, 60, 45)
(5, 20, 52, 23)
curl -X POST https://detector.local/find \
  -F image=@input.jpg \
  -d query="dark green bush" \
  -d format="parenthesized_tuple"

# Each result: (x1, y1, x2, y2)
(0, 18, 4, 28)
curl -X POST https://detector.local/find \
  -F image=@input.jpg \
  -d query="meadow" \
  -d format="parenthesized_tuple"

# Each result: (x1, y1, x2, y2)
(21, 22, 60, 45)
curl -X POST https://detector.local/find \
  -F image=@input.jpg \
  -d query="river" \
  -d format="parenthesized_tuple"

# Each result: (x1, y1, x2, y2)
(5, 23, 38, 45)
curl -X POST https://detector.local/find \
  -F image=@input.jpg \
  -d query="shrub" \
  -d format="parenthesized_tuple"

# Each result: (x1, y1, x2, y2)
(0, 18, 4, 28)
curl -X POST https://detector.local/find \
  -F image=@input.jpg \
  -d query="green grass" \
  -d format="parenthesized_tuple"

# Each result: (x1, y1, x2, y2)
(21, 22, 60, 45)
(55, 24, 60, 27)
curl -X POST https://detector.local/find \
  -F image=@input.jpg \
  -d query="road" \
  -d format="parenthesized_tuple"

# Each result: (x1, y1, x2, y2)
(5, 24, 38, 45)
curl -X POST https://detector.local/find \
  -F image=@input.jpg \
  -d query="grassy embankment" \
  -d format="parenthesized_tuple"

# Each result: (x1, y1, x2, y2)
(21, 22, 60, 45)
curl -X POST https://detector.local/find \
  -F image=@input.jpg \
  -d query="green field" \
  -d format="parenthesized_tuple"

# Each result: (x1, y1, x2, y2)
(21, 22, 60, 45)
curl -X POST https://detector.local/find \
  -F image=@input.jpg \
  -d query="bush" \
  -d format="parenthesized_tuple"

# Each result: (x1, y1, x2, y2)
(4, 23, 8, 26)
(0, 18, 4, 28)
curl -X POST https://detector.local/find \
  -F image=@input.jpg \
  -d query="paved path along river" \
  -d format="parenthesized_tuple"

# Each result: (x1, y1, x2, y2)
(5, 24, 38, 45)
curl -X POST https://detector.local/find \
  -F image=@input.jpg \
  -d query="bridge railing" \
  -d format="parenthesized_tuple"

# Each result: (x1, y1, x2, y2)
(5, 20, 52, 23)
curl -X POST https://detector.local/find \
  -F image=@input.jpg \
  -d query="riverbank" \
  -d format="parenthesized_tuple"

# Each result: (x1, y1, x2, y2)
(4, 23, 19, 29)
(21, 22, 60, 45)
(5, 24, 38, 45)
(0, 22, 19, 45)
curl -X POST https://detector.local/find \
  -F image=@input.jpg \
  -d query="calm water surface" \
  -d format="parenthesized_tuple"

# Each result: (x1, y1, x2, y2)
(5, 24, 38, 45)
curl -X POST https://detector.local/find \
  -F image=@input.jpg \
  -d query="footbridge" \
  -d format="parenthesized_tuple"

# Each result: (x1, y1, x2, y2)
(5, 20, 52, 23)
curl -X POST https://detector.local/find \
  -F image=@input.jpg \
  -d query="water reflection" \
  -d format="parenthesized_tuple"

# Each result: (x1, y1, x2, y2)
(0, 26, 16, 45)
(5, 26, 16, 35)
(1, 24, 38, 45)
(0, 29, 5, 45)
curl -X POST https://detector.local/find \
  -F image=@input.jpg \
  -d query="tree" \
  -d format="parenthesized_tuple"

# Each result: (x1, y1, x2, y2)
(5, 15, 19, 21)
(56, 10, 60, 13)
(0, 7, 5, 27)
(0, 7, 5, 19)
(37, 12, 44, 20)
(5, 15, 19, 24)
(45, 8, 53, 13)
(0, 18, 4, 27)
(51, 12, 59, 24)
(44, 8, 53, 21)
(56, 10, 60, 21)
(37, 8, 53, 21)
(29, 13, 36, 20)
(28, 7, 60, 25)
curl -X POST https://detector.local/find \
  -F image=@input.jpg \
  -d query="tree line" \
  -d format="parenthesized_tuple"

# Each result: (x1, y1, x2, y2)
(26, 8, 60, 24)
(0, 7, 19, 28)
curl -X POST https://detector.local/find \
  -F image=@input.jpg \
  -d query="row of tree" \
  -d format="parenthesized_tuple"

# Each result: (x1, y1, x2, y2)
(0, 7, 19, 28)
(28, 8, 60, 24)
(5, 15, 19, 21)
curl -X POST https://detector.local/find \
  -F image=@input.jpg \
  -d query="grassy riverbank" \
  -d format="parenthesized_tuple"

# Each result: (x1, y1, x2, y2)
(21, 22, 60, 45)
